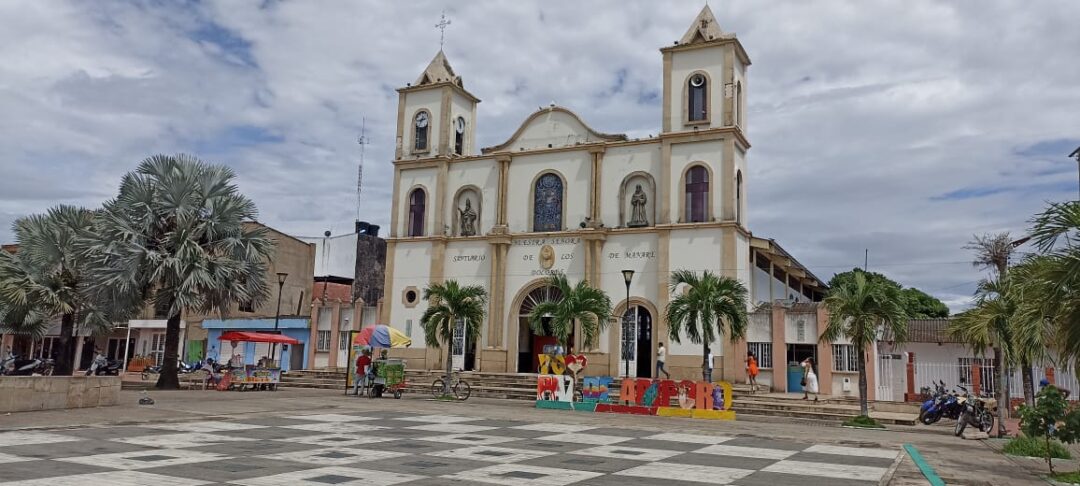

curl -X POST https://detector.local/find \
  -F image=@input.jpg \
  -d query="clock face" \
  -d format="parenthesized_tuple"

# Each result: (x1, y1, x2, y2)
(415, 112, 429, 128)
(455, 117, 465, 133)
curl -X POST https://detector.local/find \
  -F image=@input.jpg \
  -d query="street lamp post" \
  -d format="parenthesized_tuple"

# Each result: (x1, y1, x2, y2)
(269, 272, 288, 364)
(1070, 147, 1080, 201)
(621, 269, 634, 378)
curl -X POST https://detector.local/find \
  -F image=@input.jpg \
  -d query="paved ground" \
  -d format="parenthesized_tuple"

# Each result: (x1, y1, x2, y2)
(0, 389, 1050, 485)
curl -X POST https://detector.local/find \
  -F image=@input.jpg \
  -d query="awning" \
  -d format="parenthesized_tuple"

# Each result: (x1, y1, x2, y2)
(217, 331, 301, 345)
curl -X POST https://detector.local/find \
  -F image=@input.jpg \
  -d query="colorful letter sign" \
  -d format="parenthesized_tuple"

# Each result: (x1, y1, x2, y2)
(537, 375, 735, 421)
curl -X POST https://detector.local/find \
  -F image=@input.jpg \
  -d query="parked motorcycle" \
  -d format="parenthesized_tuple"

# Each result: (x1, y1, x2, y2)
(954, 389, 997, 436)
(141, 360, 202, 380)
(85, 354, 122, 376)
(920, 381, 966, 426)
(1, 353, 44, 376)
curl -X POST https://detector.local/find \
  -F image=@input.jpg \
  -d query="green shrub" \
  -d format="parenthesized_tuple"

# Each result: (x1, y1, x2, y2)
(843, 415, 885, 429)
(1002, 434, 1071, 460)
(1052, 471, 1080, 484)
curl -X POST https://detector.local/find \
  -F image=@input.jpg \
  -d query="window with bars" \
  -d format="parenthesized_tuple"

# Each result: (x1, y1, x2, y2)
(747, 342, 772, 369)
(958, 357, 996, 394)
(239, 301, 255, 313)
(339, 331, 350, 351)
(832, 344, 859, 372)
(316, 331, 331, 352)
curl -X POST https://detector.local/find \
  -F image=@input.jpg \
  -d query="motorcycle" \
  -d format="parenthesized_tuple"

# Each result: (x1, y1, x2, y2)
(920, 381, 966, 425)
(86, 354, 122, 376)
(1, 353, 44, 376)
(142, 360, 202, 380)
(918, 381, 948, 425)
(955, 390, 997, 436)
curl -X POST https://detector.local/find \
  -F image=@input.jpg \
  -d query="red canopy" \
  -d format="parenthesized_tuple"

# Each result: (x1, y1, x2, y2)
(218, 331, 300, 345)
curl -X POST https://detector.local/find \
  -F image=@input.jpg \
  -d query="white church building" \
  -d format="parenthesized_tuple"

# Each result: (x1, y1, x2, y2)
(381, 7, 842, 389)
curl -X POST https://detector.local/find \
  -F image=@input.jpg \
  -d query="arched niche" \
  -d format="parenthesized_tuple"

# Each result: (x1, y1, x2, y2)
(453, 185, 482, 237)
(619, 172, 656, 228)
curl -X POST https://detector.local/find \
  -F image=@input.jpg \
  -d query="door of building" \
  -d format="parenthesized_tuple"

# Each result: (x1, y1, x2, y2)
(451, 318, 466, 372)
(290, 343, 304, 371)
(619, 305, 653, 378)
(786, 344, 818, 393)
(150, 333, 166, 366)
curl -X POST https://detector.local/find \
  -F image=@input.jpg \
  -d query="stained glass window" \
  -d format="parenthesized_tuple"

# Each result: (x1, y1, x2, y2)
(533, 173, 563, 232)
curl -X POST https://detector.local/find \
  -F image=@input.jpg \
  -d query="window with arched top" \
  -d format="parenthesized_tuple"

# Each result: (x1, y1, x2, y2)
(685, 165, 709, 223)
(688, 73, 707, 122)
(533, 173, 564, 232)
(407, 188, 426, 236)
(413, 111, 430, 152)
(736, 170, 743, 224)
(454, 116, 465, 155)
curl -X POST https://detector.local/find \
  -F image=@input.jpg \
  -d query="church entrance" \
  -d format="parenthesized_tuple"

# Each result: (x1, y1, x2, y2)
(619, 305, 653, 378)
(516, 285, 569, 373)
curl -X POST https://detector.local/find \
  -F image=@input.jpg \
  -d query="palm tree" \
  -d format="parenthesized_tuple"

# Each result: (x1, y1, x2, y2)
(665, 270, 748, 382)
(964, 233, 1032, 407)
(948, 275, 1046, 436)
(82, 154, 273, 389)
(821, 271, 908, 417)
(0, 206, 117, 375)
(527, 275, 613, 357)
(1025, 201, 1080, 367)
(420, 280, 487, 396)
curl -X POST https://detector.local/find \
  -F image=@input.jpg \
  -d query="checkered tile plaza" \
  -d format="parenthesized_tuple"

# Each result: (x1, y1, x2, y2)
(0, 411, 901, 485)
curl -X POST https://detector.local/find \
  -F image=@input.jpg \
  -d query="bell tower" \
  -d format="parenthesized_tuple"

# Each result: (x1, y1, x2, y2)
(660, 5, 750, 134)
(395, 51, 480, 160)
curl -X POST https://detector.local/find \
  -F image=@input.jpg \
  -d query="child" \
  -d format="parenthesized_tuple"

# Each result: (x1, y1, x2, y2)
(746, 352, 759, 393)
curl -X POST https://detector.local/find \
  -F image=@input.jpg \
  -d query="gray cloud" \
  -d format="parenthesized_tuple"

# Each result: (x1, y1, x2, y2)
(1, 0, 1078, 312)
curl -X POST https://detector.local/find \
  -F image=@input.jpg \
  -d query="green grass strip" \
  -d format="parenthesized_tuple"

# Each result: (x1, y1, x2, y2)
(903, 444, 945, 486)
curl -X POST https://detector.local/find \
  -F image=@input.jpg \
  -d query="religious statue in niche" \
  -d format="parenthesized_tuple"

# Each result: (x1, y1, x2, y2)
(458, 198, 477, 236)
(627, 184, 649, 227)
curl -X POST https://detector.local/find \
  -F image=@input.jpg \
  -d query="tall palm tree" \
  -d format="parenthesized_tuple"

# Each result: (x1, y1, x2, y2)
(82, 154, 273, 389)
(0, 206, 117, 375)
(964, 233, 1032, 407)
(1025, 201, 1080, 367)
(420, 280, 487, 396)
(822, 271, 908, 417)
(948, 275, 1046, 436)
(527, 275, 613, 356)
(665, 270, 748, 382)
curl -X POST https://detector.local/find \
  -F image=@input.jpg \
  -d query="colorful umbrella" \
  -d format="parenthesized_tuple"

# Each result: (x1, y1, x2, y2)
(353, 325, 412, 348)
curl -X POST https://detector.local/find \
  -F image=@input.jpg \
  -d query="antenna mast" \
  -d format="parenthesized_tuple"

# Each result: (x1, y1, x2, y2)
(356, 118, 367, 223)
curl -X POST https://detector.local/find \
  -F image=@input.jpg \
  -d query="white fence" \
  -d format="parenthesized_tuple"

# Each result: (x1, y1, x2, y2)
(913, 361, 996, 396)
(1007, 366, 1078, 398)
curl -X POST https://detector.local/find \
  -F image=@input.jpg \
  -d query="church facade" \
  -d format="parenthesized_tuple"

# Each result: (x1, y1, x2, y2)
(381, 7, 840, 387)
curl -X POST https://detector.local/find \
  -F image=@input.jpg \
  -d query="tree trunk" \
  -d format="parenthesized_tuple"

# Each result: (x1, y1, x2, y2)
(857, 347, 869, 417)
(993, 348, 1006, 436)
(155, 312, 182, 390)
(1021, 359, 1035, 406)
(54, 313, 76, 376)
(443, 315, 454, 396)
(702, 342, 708, 382)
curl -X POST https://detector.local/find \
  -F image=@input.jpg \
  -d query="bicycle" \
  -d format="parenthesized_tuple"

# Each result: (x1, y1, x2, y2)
(430, 373, 471, 401)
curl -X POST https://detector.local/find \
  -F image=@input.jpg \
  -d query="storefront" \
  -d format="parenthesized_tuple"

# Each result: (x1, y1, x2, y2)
(202, 317, 310, 372)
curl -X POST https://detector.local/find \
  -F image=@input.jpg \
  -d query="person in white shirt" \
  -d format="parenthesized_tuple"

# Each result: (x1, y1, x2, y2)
(656, 343, 671, 379)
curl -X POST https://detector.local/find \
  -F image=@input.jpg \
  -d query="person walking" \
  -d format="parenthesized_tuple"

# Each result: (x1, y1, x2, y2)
(801, 357, 819, 402)
(746, 352, 759, 393)
(656, 343, 671, 379)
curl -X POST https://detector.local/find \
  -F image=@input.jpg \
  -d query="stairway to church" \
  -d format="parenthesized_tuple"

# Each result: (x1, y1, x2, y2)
(279, 370, 917, 425)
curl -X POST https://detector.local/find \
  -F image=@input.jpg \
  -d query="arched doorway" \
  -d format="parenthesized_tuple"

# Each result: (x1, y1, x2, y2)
(516, 285, 568, 373)
(619, 305, 653, 378)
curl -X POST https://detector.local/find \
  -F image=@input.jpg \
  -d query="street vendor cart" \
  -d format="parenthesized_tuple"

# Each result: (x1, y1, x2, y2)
(215, 331, 299, 391)
(347, 325, 411, 398)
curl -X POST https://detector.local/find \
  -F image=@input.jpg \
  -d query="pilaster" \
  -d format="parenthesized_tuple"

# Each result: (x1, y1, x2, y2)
(771, 304, 787, 393)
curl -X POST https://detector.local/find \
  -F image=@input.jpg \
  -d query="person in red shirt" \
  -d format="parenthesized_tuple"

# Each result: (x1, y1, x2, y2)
(354, 348, 372, 396)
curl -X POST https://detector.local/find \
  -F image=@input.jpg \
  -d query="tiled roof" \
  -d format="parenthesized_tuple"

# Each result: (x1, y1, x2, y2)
(313, 282, 353, 303)
(883, 318, 960, 343)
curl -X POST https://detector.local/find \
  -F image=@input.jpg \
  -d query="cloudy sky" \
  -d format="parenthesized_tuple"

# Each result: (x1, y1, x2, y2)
(1, 0, 1077, 310)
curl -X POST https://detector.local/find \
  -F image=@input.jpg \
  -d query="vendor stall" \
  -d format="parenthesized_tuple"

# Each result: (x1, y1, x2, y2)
(346, 325, 411, 397)
(215, 331, 299, 391)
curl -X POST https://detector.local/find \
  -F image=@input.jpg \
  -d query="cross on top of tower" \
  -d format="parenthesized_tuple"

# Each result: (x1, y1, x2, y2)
(436, 10, 451, 49)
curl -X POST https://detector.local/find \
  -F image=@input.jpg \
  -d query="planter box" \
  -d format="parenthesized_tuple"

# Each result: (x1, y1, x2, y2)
(0, 376, 120, 413)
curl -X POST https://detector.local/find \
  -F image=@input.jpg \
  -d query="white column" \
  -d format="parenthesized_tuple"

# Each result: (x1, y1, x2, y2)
(122, 326, 132, 373)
